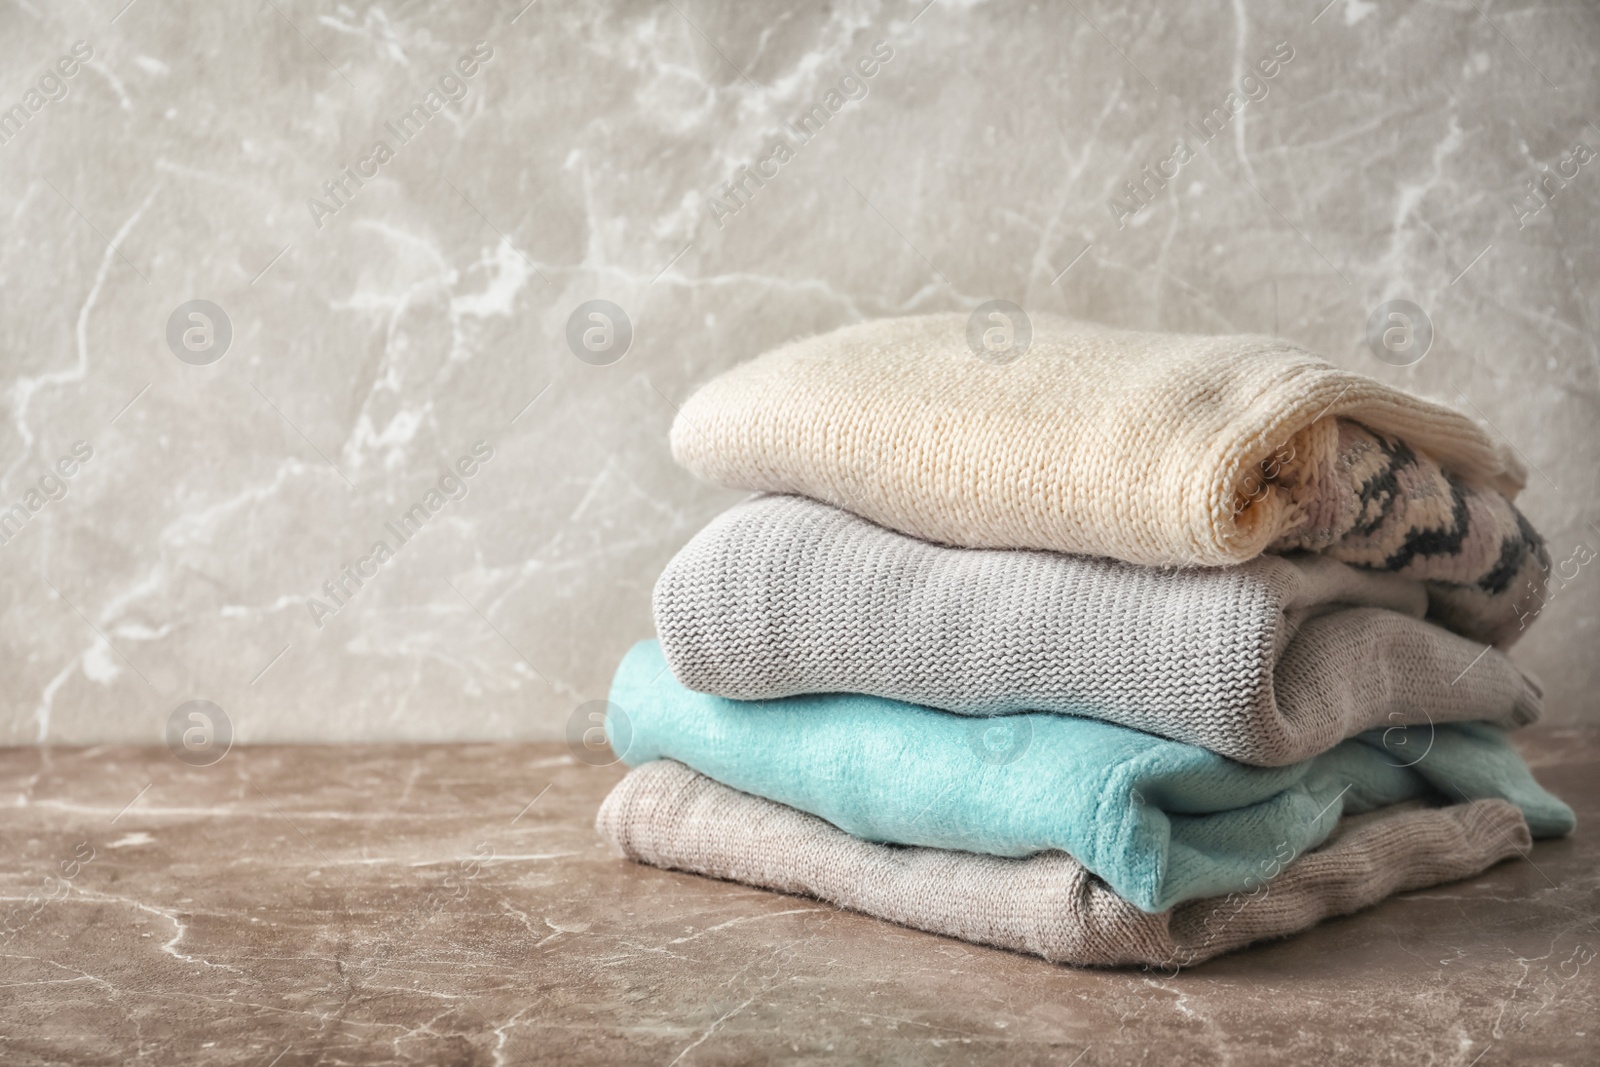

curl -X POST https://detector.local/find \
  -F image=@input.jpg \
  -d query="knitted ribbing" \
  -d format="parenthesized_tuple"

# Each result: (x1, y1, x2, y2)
(669, 314, 1546, 645)
(654, 495, 1540, 766)
(597, 760, 1533, 969)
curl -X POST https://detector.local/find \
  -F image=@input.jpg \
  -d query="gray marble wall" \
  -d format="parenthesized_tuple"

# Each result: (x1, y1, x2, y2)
(2, 0, 1595, 745)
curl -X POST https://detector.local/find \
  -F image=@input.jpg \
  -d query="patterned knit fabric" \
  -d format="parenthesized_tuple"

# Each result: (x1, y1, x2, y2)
(598, 760, 1534, 969)
(670, 313, 1547, 646)
(655, 495, 1541, 766)
(1280, 420, 1548, 645)
(609, 640, 1574, 912)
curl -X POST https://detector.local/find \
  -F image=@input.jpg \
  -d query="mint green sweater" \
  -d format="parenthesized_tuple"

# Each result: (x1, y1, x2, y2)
(610, 640, 1572, 912)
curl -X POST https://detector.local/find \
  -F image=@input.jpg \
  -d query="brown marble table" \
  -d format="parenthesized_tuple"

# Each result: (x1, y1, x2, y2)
(2, 728, 1595, 1066)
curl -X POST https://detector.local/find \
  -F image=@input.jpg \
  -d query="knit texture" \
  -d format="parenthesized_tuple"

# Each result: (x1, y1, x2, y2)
(609, 640, 1573, 912)
(655, 495, 1540, 765)
(670, 313, 1547, 646)
(598, 760, 1534, 969)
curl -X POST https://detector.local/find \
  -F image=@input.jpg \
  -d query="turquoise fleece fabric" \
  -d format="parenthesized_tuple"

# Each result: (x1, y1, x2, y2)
(609, 641, 1573, 912)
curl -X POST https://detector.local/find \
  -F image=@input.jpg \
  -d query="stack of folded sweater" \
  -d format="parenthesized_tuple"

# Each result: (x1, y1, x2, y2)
(594, 313, 1575, 968)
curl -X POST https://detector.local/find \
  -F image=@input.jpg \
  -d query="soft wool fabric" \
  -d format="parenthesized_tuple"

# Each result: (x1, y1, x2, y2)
(598, 760, 1534, 969)
(670, 313, 1547, 646)
(655, 495, 1540, 765)
(609, 640, 1572, 912)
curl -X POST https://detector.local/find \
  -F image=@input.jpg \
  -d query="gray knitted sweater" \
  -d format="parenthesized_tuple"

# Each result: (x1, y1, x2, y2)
(654, 495, 1541, 767)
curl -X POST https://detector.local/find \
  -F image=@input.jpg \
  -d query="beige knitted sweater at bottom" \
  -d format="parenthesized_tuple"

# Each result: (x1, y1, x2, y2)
(598, 759, 1533, 970)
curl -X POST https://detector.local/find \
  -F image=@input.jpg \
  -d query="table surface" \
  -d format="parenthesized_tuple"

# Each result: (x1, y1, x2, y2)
(2, 728, 1596, 1067)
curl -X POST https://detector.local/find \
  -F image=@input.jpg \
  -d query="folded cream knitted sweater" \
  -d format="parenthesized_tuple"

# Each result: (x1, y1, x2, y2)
(670, 314, 1547, 646)
(598, 760, 1531, 969)
(655, 495, 1540, 766)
